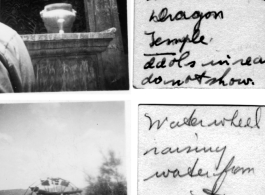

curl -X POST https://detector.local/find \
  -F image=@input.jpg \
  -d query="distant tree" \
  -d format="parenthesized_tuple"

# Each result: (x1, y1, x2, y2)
(85, 151, 127, 195)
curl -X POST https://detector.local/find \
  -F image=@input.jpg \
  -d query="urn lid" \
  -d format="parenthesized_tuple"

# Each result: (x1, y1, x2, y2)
(44, 3, 73, 12)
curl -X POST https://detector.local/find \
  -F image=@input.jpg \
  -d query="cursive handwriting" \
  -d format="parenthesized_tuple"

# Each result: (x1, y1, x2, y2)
(147, 8, 223, 53)
(141, 68, 255, 87)
(143, 53, 265, 69)
(144, 154, 254, 195)
(145, 29, 208, 53)
(149, 8, 224, 30)
(143, 155, 254, 181)
(145, 107, 262, 130)
(144, 144, 226, 170)
(140, 6, 265, 88)
(202, 156, 254, 195)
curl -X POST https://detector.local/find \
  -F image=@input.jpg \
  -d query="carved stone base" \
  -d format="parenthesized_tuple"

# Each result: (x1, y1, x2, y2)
(21, 30, 115, 92)
(33, 55, 98, 92)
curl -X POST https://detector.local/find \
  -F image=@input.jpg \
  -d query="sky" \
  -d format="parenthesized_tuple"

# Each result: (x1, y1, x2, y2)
(0, 102, 126, 190)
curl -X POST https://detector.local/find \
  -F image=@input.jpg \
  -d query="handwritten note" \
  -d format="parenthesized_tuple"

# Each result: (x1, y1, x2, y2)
(138, 105, 265, 195)
(134, 0, 265, 88)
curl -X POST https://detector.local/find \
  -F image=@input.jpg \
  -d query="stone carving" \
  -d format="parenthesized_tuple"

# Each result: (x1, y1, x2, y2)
(32, 57, 98, 92)
(40, 3, 76, 33)
(21, 29, 116, 91)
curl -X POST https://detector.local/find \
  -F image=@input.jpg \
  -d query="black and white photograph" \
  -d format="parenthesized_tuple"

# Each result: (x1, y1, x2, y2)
(2, 1, 265, 195)
(0, 102, 128, 195)
(0, 0, 128, 92)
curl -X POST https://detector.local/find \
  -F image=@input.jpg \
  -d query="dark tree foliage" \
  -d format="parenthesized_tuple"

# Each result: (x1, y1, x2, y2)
(85, 151, 127, 195)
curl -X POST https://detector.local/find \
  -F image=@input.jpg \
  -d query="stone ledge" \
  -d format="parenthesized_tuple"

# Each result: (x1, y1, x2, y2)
(21, 28, 116, 57)
(21, 28, 116, 41)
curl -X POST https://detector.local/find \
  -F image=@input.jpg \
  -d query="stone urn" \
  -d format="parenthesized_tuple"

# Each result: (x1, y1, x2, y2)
(40, 3, 76, 34)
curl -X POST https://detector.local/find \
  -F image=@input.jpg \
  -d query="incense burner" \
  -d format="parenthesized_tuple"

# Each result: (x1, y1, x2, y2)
(40, 3, 76, 34)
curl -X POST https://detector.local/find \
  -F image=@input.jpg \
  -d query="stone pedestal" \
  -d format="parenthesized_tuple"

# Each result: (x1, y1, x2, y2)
(21, 28, 115, 92)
